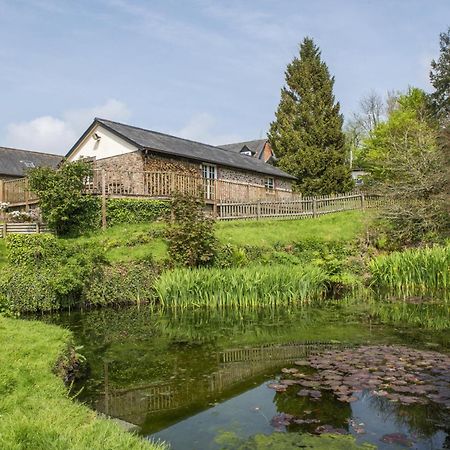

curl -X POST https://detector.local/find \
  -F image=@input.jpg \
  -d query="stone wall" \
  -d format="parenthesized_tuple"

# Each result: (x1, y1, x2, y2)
(91, 150, 293, 197)
(94, 151, 145, 195)
(144, 152, 201, 177)
(218, 167, 292, 191)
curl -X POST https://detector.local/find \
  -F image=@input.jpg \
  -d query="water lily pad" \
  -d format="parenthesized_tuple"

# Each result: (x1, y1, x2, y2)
(380, 433, 413, 447)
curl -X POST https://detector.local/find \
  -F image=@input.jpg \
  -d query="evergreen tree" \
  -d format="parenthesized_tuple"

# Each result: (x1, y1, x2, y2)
(430, 27, 450, 124)
(268, 37, 353, 195)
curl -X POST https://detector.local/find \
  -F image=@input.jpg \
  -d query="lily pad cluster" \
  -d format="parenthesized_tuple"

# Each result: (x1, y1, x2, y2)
(268, 345, 450, 409)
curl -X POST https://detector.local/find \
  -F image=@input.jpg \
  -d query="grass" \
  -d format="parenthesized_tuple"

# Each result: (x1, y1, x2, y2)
(216, 210, 370, 248)
(369, 245, 450, 298)
(367, 245, 450, 331)
(0, 211, 369, 267)
(154, 264, 329, 309)
(63, 222, 168, 263)
(0, 316, 166, 450)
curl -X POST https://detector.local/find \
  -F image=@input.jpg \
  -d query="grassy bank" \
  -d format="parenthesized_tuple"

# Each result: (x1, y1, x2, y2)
(216, 210, 369, 247)
(63, 210, 368, 264)
(0, 316, 165, 450)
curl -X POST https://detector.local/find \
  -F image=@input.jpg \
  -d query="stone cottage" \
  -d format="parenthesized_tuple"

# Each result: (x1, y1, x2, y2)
(65, 118, 295, 202)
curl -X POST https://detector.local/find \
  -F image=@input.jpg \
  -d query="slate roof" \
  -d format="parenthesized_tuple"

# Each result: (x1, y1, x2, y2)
(219, 139, 267, 159)
(68, 119, 295, 180)
(0, 146, 62, 177)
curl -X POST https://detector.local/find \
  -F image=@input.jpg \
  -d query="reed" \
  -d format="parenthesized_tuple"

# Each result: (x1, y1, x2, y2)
(154, 264, 329, 309)
(369, 245, 450, 299)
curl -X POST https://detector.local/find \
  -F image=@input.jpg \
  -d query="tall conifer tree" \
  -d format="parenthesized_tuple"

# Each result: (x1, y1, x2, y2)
(268, 37, 353, 195)
(430, 27, 450, 124)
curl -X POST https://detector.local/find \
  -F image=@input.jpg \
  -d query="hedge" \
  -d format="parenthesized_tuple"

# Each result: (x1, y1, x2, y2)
(106, 198, 170, 226)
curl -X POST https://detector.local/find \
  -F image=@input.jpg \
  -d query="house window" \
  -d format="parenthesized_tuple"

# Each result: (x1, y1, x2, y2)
(201, 164, 216, 200)
(264, 177, 274, 191)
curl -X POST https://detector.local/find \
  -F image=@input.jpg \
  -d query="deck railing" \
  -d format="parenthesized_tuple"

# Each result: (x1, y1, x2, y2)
(0, 178, 39, 207)
(0, 170, 380, 223)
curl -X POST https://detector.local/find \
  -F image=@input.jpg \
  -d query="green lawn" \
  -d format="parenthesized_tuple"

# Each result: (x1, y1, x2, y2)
(63, 222, 168, 263)
(0, 316, 166, 450)
(216, 210, 370, 248)
(0, 211, 371, 266)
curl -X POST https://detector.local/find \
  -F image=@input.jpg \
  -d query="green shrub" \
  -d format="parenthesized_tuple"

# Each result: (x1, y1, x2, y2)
(0, 235, 105, 314)
(106, 198, 170, 226)
(166, 194, 217, 267)
(154, 264, 329, 309)
(28, 161, 101, 236)
(5, 234, 61, 265)
(83, 261, 159, 307)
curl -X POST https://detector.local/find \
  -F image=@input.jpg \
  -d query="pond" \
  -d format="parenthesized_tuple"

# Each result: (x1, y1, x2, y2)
(44, 306, 450, 449)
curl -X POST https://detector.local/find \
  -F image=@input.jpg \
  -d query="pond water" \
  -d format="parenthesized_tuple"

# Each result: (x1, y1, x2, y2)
(44, 306, 450, 449)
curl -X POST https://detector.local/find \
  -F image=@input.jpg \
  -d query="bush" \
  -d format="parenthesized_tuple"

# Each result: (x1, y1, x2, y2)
(28, 161, 101, 236)
(83, 261, 159, 307)
(166, 194, 217, 267)
(5, 234, 61, 265)
(106, 199, 170, 226)
(0, 235, 105, 314)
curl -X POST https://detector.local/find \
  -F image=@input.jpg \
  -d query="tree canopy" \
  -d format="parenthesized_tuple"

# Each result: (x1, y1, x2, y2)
(268, 37, 353, 195)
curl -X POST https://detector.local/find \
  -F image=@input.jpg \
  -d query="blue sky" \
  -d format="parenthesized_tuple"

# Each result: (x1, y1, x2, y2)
(0, 0, 448, 154)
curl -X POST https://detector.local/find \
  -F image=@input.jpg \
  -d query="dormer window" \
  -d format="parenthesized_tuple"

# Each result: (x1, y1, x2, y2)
(239, 145, 255, 157)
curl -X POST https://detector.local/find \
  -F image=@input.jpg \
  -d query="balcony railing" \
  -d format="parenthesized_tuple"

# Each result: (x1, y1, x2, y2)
(0, 170, 295, 207)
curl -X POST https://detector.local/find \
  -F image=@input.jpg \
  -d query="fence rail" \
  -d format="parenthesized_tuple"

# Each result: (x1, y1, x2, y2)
(0, 222, 51, 238)
(218, 192, 383, 220)
(0, 170, 381, 224)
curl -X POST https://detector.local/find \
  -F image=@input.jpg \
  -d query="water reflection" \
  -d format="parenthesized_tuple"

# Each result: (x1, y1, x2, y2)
(42, 306, 449, 449)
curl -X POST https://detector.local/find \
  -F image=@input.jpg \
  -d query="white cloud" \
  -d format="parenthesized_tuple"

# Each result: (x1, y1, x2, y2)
(174, 112, 242, 146)
(5, 99, 131, 154)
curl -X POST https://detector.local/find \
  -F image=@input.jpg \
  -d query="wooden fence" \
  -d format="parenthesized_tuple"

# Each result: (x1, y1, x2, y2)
(0, 170, 381, 224)
(0, 222, 51, 238)
(0, 178, 39, 208)
(217, 192, 383, 220)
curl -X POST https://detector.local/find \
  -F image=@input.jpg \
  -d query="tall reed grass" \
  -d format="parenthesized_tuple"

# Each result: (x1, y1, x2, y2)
(154, 264, 329, 309)
(369, 245, 450, 298)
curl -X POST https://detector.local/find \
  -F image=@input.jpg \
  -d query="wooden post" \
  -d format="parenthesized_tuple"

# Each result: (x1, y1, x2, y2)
(256, 199, 261, 220)
(0, 180, 4, 203)
(360, 193, 365, 210)
(24, 179, 29, 212)
(312, 198, 317, 218)
(2, 222, 6, 238)
(101, 169, 107, 230)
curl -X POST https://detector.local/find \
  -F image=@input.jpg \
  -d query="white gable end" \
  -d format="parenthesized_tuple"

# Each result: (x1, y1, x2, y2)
(66, 124, 138, 162)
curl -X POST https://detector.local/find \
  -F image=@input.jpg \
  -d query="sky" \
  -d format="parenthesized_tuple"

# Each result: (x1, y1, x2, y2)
(0, 0, 448, 155)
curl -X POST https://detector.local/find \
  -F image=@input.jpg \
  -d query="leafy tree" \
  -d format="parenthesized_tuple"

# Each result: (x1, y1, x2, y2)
(362, 88, 449, 245)
(28, 161, 100, 236)
(430, 27, 450, 123)
(166, 193, 217, 267)
(268, 37, 353, 195)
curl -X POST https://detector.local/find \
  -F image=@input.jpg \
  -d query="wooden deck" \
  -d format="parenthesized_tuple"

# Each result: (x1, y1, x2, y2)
(0, 170, 377, 222)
